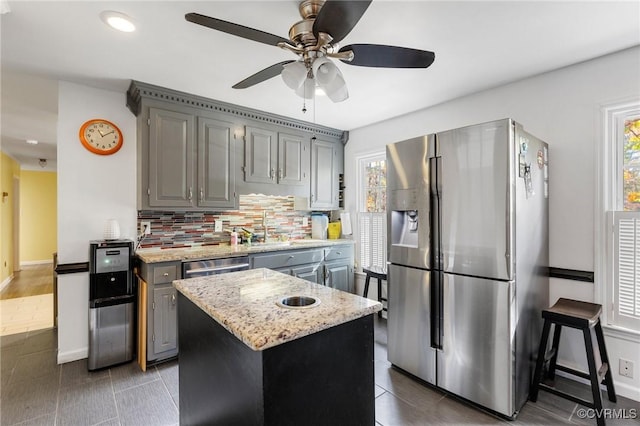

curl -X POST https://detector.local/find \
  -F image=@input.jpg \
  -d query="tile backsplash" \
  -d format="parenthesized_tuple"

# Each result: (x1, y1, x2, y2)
(137, 195, 312, 249)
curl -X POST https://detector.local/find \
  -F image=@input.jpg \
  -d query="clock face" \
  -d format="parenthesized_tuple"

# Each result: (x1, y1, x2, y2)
(79, 119, 123, 155)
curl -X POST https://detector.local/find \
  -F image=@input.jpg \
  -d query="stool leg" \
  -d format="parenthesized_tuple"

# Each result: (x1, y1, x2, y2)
(530, 319, 552, 402)
(377, 277, 383, 318)
(548, 324, 562, 380)
(363, 275, 371, 298)
(595, 321, 617, 403)
(583, 328, 605, 426)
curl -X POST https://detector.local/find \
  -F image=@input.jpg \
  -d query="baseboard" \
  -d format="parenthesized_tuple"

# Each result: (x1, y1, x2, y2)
(20, 260, 54, 266)
(0, 274, 14, 292)
(57, 347, 87, 364)
(555, 368, 640, 402)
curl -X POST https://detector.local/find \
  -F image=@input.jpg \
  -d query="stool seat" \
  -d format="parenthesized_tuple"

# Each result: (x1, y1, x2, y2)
(530, 298, 616, 426)
(363, 266, 388, 318)
(543, 298, 602, 328)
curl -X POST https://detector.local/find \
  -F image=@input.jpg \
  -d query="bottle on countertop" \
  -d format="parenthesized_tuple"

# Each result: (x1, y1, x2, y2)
(230, 228, 239, 246)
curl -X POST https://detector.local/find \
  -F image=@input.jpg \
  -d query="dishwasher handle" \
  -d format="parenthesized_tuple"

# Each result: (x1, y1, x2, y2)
(184, 263, 250, 275)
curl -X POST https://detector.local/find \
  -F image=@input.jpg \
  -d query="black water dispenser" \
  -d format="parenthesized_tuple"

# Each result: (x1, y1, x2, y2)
(88, 240, 135, 370)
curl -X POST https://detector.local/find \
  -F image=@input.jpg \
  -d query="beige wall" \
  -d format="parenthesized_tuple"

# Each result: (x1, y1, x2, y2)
(1, 151, 20, 284)
(19, 170, 57, 263)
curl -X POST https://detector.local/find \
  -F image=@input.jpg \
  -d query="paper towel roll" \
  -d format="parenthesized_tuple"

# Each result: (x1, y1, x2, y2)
(340, 212, 352, 235)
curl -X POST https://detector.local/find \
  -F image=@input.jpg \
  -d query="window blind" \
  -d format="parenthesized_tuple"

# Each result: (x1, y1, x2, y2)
(613, 211, 640, 330)
(360, 212, 386, 270)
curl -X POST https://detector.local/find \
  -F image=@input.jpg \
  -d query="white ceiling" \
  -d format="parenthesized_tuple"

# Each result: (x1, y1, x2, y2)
(2, 1, 639, 169)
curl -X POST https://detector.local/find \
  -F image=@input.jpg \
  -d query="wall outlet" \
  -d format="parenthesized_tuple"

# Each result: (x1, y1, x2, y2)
(302, 217, 309, 227)
(619, 358, 634, 378)
(214, 220, 223, 232)
(140, 221, 151, 235)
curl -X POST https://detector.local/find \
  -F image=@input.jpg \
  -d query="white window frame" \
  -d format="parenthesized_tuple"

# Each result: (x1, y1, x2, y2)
(355, 151, 387, 273)
(596, 98, 640, 339)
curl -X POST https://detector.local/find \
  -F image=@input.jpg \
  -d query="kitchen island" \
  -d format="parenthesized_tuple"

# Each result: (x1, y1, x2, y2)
(173, 268, 382, 426)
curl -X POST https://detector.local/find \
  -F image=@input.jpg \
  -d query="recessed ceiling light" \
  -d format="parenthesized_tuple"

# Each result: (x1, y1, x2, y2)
(100, 11, 136, 33)
(26, 139, 38, 145)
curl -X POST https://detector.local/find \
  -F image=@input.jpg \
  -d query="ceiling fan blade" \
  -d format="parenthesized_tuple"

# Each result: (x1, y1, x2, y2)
(313, 0, 372, 44)
(232, 61, 295, 89)
(339, 44, 435, 68)
(185, 13, 290, 47)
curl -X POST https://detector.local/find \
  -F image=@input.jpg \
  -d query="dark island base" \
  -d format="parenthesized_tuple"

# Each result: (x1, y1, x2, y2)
(178, 294, 376, 426)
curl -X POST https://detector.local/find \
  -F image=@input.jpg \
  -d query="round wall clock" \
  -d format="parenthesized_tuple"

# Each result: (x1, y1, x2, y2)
(79, 119, 124, 155)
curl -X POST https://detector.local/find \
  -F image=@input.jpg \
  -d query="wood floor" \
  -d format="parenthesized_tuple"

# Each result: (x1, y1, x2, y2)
(0, 264, 54, 336)
(1, 264, 53, 300)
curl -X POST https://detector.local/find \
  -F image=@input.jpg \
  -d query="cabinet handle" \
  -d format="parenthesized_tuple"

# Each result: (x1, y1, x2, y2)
(336, 251, 341, 255)
(270, 168, 276, 180)
(188, 187, 193, 201)
(199, 188, 203, 201)
(278, 168, 283, 179)
(172, 293, 176, 305)
(289, 255, 295, 259)
(163, 272, 169, 277)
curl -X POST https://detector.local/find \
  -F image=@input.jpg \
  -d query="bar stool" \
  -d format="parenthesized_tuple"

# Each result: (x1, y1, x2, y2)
(530, 298, 616, 426)
(362, 266, 387, 318)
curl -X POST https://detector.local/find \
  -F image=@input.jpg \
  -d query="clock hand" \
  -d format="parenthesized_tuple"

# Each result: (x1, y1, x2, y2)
(97, 129, 105, 137)
(103, 130, 115, 137)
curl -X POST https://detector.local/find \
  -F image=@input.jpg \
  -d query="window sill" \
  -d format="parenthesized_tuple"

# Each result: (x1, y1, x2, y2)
(602, 324, 640, 343)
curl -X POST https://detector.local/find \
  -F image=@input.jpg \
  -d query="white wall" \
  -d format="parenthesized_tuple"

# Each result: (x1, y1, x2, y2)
(57, 81, 136, 363)
(345, 47, 640, 401)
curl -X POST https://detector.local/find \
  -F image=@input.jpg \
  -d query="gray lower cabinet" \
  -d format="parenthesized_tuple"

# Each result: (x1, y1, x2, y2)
(152, 284, 178, 355)
(138, 260, 180, 369)
(324, 260, 354, 293)
(251, 244, 354, 291)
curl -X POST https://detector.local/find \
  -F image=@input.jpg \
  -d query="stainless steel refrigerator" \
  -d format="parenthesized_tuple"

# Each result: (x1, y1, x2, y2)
(386, 118, 549, 418)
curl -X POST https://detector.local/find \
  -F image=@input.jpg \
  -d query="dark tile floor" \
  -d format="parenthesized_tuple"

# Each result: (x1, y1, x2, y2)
(1, 318, 638, 425)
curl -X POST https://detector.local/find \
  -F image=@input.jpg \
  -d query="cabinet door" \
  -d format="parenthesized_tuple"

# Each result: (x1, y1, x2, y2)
(244, 126, 277, 184)
(310, 139, 338, 209)
(292, 264, 322, 284)
(152, 285, 178, 356)
(198, 117, 236, 209)
(324, 261, 354, 293)
(278, 133, 309, 186)
(148, 108, 195, 207)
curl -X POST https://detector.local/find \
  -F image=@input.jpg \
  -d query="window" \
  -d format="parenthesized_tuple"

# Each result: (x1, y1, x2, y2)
(602, 101, 640, 333)
(612, 116, 640, 330)
(357, 153, 387, 271)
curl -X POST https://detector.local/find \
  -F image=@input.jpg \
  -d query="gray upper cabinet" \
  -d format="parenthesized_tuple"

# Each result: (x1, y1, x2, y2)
(142, 104, 238, 210)
(128, 81, 346, 208)
(244, 126, 278, 184)
(148, 108, 195, 208)
(198, 117, 236, 209)
(278, 133, 309, 186)
(310, 138, 340, 209)
(243, 126, 309, 188)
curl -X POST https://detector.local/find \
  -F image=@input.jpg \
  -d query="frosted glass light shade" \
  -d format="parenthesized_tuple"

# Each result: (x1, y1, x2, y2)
(281, 61, 307, 90)
(294, 77, 316, 99)
(322, 69, 348, 102)
(312, 57, 338, 86)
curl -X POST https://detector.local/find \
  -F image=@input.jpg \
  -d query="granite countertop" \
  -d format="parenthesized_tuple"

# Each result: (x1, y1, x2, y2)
(173, 268, 382, 351)
(136, 239, 354, 263)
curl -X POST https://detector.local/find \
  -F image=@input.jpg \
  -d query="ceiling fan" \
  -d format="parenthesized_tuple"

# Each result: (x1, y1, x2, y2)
(185, 0, 435, 103)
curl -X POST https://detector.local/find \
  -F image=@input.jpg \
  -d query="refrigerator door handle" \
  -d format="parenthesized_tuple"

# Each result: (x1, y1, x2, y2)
(430, 269, 443, 350)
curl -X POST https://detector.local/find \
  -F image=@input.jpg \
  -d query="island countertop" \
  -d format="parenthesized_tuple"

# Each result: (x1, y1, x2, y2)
(173, 268, 382, 351)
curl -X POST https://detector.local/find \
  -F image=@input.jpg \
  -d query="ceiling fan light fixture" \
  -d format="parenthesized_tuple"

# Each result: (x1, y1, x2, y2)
(322, 70, 348, 103)
(281, 61, 307, 90)
(294, 77, 316, 99)
(312, 57, 338, 86)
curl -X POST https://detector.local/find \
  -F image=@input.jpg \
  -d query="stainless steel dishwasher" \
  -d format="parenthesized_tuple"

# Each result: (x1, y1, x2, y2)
(182, 256, 250, 278)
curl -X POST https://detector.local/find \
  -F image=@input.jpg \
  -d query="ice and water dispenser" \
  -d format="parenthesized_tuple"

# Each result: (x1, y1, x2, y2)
(88, 240, 135, 371)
